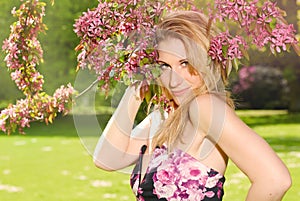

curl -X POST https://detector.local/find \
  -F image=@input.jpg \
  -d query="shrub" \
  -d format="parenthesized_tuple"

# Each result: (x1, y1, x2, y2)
(231, 65, 289, 109)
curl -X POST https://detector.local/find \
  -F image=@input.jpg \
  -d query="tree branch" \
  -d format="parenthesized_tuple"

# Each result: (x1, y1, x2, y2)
(75, 79, 99, 99)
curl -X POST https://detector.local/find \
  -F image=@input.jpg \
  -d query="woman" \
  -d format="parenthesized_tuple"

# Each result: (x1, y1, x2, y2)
(93, 11, 291, 201)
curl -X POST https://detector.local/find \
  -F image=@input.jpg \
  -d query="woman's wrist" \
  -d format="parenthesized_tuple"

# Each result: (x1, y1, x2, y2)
(125, 84, 143, 103)
(112, 84, 143, 127)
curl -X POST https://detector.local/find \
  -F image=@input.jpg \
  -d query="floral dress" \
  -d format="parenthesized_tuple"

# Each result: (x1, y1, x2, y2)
(130, 145, 225, 201)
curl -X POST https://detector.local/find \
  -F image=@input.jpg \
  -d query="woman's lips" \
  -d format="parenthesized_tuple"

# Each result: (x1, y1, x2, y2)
(171, 88, 189, 97)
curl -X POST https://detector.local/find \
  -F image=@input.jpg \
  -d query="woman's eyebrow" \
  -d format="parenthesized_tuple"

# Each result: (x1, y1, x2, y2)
(179, 58, 188, 62)
(157, 60, 169, 65)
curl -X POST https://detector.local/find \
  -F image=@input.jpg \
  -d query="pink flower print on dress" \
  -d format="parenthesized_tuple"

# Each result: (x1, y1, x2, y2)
(147, 145, 168, 172)
(153, 180, 178, 199)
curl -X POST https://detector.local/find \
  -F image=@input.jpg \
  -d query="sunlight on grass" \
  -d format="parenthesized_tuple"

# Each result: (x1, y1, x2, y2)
(0, 116, 135, 201)
(236, 109, 288, 117)
(0, 135, 135, 201)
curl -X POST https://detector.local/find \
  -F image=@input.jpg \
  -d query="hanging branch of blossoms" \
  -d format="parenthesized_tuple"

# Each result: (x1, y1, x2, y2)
(208, 0, 300, 77)
(3, 0, 46, 95)
(0, 0, 75, 134)
(74, 0, 198, 110)
(74, 0, 299, 112)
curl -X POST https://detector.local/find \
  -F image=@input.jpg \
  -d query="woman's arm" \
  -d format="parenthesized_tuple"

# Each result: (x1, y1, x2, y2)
(190, 94, 291, 201)
(93, 85, 151, 171)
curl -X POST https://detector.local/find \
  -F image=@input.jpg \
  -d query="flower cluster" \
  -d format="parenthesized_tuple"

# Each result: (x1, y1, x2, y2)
(2, 0, 46, 95)
(151, 147, 224, 200)
(74, 0, 198, 96)
(269, 23, 298, 54)
(1, 0, 76, 134)
(52, 84, 75, 113)
(0, 84, 75, 134)
(208, 32, 247, 72)
(150, 93, 173, 114)
(10, 67, 44, 93)
(209, 0, 299, 73)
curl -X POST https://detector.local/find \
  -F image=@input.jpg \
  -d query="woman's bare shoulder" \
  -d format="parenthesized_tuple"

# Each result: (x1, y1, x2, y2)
(188, 93, 233, 134)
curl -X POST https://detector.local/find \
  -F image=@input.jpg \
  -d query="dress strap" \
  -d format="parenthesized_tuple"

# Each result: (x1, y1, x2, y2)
(138, 145, 147, 195)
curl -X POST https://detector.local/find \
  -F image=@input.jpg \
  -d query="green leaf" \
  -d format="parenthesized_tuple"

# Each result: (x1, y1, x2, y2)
(11, 123, 17, 133)
(28, 54, 33, 62)
(122, 74, 131, 85)
(145, 90, 152, 104)
(222, 45, 228, 57)
(207, 56, 212, 66)
(119, 55, 125, 63)
(117, 34, 122, 43)
(151, 66, 162, 78)
(112, 2, 118, 8)
(140, 57, 149, 66)
(233, 58, 239, 71)
(266, 24, 273, 33)
(132, 73, 144, 81)
(270, 18, 277, 30)
(227, 61, 232, 77)
(241, 47, 250, 61)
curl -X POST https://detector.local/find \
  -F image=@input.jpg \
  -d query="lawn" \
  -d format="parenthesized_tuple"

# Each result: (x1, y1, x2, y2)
(0, 110, 299, 201)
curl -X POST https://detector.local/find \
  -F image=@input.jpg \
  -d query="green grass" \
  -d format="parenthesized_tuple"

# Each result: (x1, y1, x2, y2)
(0, 110, 299, 201)
(0, 115, 135, 201)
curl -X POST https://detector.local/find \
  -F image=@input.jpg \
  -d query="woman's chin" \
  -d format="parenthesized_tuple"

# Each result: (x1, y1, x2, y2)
(173, 95, 187, 106)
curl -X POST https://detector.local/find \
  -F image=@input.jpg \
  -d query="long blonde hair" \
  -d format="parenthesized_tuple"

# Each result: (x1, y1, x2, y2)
(152, 11, 234, 149)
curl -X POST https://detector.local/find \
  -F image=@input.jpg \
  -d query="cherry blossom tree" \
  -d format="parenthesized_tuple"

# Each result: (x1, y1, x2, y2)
(1, 0, 299, 134)
(0, 0, 75, 134)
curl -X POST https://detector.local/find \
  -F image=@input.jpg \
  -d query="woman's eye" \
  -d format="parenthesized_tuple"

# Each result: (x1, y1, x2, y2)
(160, 64, 171, 70)
(180, 61, 189, 68)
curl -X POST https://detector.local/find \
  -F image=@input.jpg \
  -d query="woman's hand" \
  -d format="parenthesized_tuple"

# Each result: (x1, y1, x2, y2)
(128, 80, 150, 101)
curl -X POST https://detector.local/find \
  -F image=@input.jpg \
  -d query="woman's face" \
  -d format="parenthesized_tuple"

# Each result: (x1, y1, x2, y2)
(158, 38, 202, 105)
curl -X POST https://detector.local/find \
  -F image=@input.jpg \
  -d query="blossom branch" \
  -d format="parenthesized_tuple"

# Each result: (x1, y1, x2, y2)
(75, 79, 99, 99)
(208, 0, 299, 75)
(0, 0, 75, 134)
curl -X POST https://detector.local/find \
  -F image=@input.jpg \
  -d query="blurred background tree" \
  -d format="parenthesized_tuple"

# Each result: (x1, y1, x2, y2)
(230, 65, 289, 109)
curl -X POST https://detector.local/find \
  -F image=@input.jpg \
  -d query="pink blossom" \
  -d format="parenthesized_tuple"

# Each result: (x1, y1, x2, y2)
(53, 84, 75, 113)
(270, 24, 297, 54)
(2, 0, 45, 95)
(148, 145, 168, 171)
(208, 32, 247, 69)
(1, 1, 76, 134)
(209, 0, 298, 72)
(73, 0, 201, 98)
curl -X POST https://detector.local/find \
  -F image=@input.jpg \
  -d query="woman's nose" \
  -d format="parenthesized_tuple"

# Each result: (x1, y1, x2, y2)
(169, 69, 183, 88)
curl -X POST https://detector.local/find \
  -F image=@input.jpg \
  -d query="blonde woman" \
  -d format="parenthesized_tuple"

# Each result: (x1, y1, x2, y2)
(93, 11, 291, 201)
